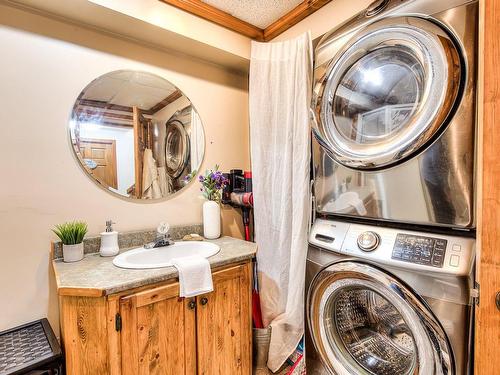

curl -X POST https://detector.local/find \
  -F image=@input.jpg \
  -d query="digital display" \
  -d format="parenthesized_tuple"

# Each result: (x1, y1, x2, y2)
(391, 233, 447, 268)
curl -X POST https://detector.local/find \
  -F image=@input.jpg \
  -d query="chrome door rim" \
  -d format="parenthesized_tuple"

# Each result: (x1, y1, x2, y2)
(165, 119, 189, 178)
(307, 260, 454, 375)
(312, 16, 462, 170)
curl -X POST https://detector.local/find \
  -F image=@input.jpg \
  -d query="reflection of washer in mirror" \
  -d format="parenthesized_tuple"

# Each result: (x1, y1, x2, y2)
(69, 70, 205, 201)
(165, 119, 189, 179)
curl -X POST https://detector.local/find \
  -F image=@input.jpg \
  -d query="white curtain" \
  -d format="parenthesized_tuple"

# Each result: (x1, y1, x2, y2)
(249, 32, 312, 372)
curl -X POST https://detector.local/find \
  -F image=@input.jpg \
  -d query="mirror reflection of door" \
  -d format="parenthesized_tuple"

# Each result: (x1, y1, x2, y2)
(79, 138, 117, 189)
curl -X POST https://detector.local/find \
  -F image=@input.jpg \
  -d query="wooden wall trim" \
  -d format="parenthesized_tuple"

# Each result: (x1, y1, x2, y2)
(76, 89, 182, 118)
(475, 0, 500, 373)
(159, 0, 264, 41)
(147, 89, 182, 114)
(159, 0, 333, 41)
(78, 99, 134, 113)
(74, 109, 133, 121)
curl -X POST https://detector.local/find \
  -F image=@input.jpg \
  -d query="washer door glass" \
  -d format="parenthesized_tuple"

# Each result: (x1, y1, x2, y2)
(328, 287, 416, 374)
(313, 17, 462, 169)
(308, 261, 453, 374)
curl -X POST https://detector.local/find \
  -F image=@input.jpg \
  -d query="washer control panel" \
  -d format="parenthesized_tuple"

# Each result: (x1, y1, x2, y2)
(391, 234, 446, 268)
(309, 219, 475, 276)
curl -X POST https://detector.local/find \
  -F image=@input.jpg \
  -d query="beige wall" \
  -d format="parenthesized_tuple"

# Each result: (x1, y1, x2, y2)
(273, 0, 373, 41)
(0, 4, 249, 333)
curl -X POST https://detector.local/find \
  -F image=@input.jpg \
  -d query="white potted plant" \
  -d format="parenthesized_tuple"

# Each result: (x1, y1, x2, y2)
(52, 221, 88, 262)
(197, 165, 229, 239)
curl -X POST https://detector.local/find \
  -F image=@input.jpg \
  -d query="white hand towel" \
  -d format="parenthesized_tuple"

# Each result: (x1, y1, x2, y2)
(171, 256, 214, 297)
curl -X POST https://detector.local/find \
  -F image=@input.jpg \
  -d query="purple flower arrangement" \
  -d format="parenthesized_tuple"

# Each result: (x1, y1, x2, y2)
(198, 165, 229, 203)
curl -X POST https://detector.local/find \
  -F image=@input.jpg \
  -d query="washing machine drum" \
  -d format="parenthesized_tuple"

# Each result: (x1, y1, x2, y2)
(312, 16, 463, 170)
(307, 261, 454, 374)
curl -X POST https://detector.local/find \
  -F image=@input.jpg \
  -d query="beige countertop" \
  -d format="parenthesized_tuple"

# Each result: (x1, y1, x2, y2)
(52, 236, 257, 297)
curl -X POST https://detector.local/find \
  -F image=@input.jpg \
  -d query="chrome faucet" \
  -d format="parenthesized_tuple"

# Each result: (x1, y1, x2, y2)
(144, 222, 174, 249)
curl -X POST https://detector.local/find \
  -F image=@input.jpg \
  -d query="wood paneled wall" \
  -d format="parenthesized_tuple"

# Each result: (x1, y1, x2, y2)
(475, 0, 500, 373)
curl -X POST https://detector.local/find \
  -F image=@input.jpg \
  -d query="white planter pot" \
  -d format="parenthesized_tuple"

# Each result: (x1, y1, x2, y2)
(203, 200, 221, 239)
(63, 243, 84, 263)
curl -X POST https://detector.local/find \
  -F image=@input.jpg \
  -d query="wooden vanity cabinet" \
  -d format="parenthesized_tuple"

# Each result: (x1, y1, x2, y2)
(59, 261, 252, 375)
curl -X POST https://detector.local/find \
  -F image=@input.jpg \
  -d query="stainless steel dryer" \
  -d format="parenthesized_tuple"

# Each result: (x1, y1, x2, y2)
(311, 0, 478, 229)
(305, 219, 475, 374)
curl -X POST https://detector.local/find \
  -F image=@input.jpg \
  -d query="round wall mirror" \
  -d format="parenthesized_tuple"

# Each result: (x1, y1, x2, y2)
(69, 70, 205, 201)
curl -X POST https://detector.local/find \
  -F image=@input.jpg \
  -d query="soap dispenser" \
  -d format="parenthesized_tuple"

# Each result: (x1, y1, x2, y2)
(100, 220, 119, 257)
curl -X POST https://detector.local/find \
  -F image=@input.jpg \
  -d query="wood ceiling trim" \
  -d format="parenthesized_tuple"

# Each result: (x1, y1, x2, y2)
(75, 109, 133, 121)
(76, 89, 182, 118)
(159, 0, 265, 41)
(77, 99, 134, 113)
(264, 0, 332, 41)
(159, 0, 333, 41)
(147, 89, 183, 114)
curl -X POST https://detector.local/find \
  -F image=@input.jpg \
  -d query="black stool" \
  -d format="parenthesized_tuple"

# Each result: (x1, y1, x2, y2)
(0, 319, 63, 375)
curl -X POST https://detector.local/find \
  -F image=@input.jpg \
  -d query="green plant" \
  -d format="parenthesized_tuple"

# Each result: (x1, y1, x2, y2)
(52, 221, 88, 245)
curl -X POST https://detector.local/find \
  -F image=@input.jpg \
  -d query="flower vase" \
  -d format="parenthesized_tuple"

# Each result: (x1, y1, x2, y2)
(203, 200, 221, 239)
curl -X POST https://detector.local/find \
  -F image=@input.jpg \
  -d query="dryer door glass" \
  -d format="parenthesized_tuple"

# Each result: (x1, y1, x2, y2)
(308, 261, 453, 374)
(333, 46, 424, 146)
(165, 120, 189, 178)
(313, 17, 462, 169)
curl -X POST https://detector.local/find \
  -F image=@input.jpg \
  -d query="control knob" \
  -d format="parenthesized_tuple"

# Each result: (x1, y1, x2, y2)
(357, 231, 380, 252)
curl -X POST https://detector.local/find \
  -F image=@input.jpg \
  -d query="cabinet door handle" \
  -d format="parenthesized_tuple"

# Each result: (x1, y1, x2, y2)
(188, 300, 196, 310)
(200, 297, 208, 306)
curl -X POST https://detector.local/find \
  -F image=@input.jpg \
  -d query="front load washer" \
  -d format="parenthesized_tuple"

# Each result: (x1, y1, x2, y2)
(311, 0, 478, 229)
(305, 218, 475, 374)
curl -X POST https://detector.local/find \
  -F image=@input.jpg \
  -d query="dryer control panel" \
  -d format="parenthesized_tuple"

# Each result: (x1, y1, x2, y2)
(309, 219, 475, 276)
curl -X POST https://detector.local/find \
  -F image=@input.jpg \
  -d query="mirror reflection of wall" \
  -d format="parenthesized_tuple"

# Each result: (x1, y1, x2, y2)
(69, 70, 205, 201)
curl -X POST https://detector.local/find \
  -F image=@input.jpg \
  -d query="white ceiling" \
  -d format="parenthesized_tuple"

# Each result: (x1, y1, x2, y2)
(202, 0, 303, 29)
(82, 71, 177, 109)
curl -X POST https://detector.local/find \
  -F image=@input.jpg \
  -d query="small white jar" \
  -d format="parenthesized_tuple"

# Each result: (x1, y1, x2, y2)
(100, 231, 119, 257)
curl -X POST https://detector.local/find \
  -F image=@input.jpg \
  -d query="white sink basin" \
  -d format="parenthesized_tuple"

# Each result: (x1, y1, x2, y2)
(113, 241, 220, 269)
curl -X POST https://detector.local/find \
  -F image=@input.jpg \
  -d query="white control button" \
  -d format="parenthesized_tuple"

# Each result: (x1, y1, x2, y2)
(450, 255, 460, 267)
(452, 244, 461, 252)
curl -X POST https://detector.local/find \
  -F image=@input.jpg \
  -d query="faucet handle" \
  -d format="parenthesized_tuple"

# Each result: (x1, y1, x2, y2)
(157, 222, 170, 235)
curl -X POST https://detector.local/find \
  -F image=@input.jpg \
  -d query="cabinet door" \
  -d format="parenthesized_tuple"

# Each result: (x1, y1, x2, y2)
(119, 282, 197, 375)
(196, 263, 252, 375)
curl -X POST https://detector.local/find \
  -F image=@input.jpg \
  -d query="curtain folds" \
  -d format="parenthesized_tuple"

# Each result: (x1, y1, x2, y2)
(249, 32, 312, 372)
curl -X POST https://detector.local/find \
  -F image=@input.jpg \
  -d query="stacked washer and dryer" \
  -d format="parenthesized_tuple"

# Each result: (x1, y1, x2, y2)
(306, 0, 478, 374)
